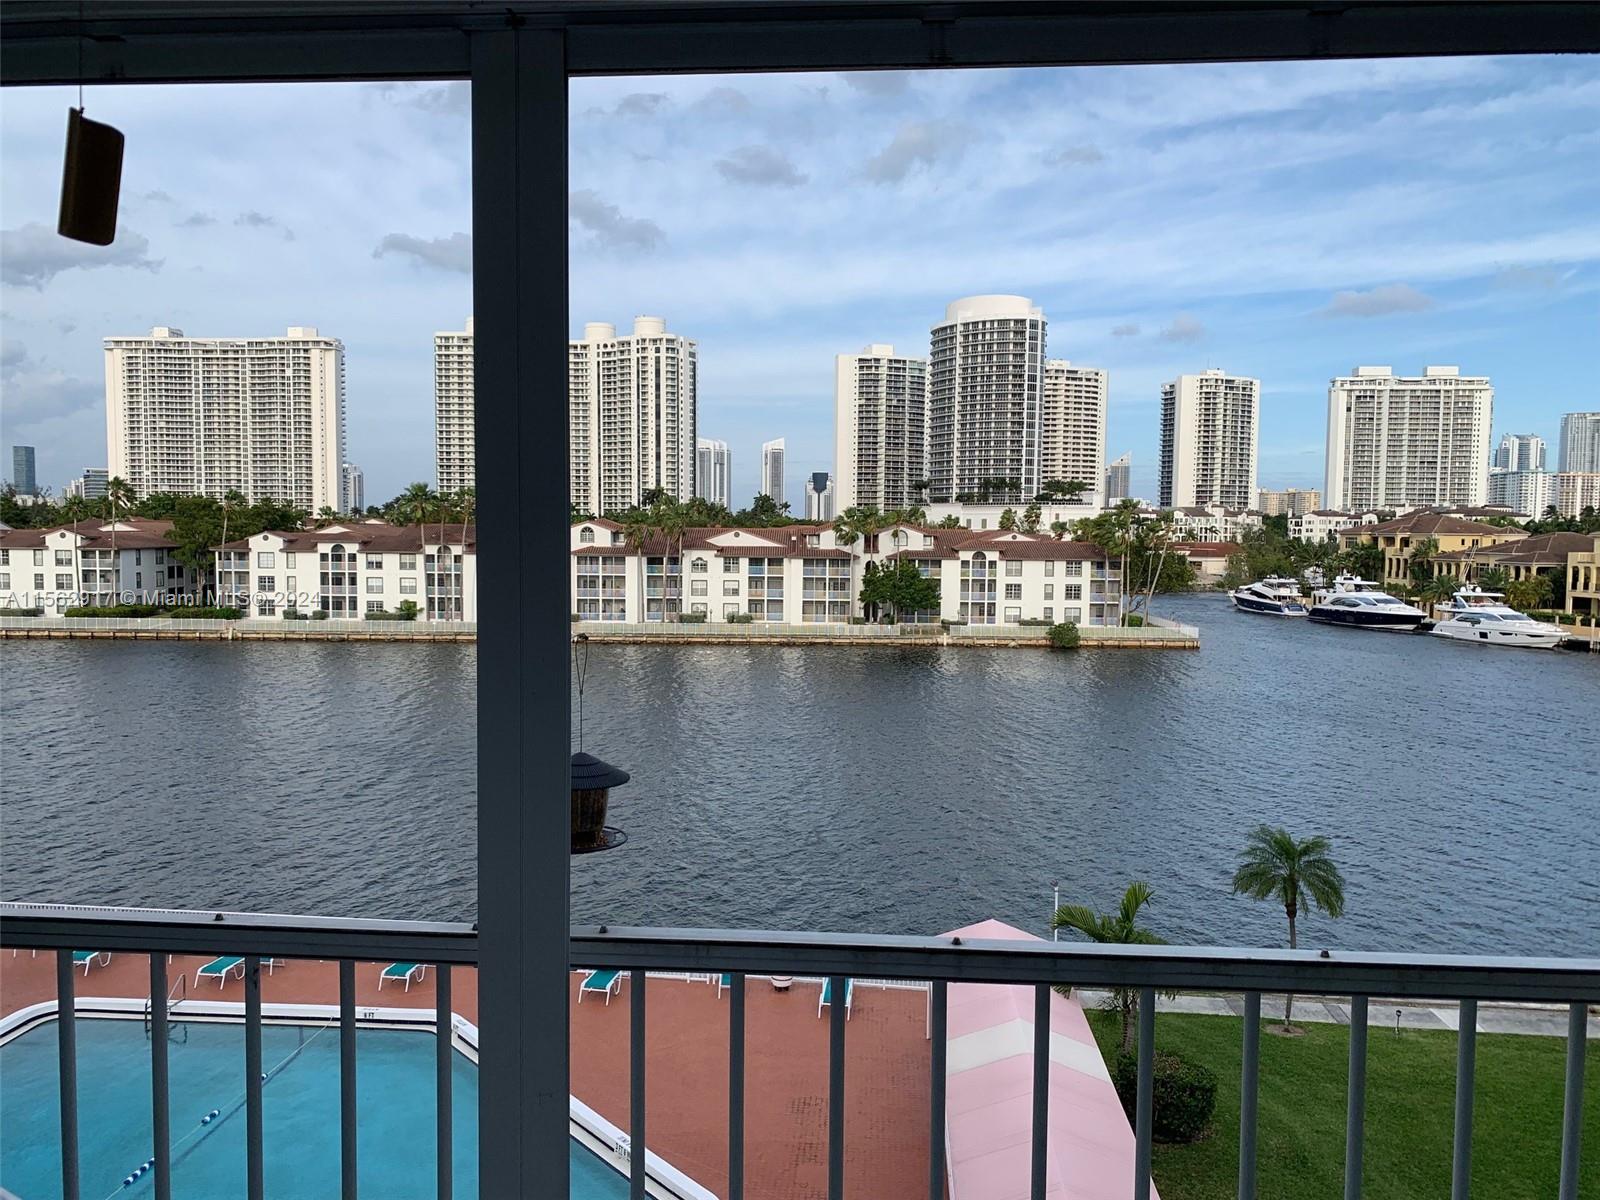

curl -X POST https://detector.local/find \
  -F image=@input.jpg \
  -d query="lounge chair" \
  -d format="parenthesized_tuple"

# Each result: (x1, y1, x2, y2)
(379, 962, 427, 991)
(197, 956, 245, 987)
(818, 977, 853, 1020)
(73, 951, 110, 975)
(716, 972, 734, 998)
(578, 968, 622, 1005)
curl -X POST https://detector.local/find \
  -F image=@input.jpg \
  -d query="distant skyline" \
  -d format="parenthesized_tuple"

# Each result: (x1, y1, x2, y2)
(3, 55, 1597, 509)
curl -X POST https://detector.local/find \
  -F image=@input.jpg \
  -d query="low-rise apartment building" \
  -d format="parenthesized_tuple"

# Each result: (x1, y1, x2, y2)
(216, 521, 476, 620)
(1171, 541, 1238, 585)
(923, 498, 1101, 532)
(1430, 532, 1595, 592)
(1564, 534, 1599, 619)
(1, 518, 196, 615)
(1338, 511, 1527, 590)
(569, 518, 1123, 626)
(1164, 504, 1263, 542)
(1290, 509, 1381, 543)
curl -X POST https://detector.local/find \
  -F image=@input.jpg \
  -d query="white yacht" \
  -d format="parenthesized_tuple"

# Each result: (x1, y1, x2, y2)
(1430, 586, 1566, 649)
(1230, 576, 1308, 616)
(1307, 574, 1427, 631)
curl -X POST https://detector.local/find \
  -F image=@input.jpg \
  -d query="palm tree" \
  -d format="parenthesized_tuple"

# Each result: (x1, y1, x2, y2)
(831, 504, 885, 547)
(391, 482, 439, 527)
(1050, 881, 1165, 1052)
(621, 512, 656, 623)
(1231, 826, 1346, 1029)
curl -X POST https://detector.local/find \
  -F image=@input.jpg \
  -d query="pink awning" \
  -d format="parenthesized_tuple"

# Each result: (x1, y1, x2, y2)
(942, 919, 1156, 1200)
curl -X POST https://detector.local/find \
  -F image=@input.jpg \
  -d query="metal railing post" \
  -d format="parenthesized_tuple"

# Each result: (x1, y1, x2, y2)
(56, 949, 80, 1200)
(1558, 1002, 1588, 1200)
(1135, 987, 1155, 1200)
(436, 964, 453, 1200)
(1238, 990, 1260, 1200)
(1031, 983, 1050, 1200)
(1451, 999, 1477, 1200)
(631, 969, 646, 1200)
(245, 955, 264, 1200)
(1344, 995, 1369, 1200)
(929, 980, 948, 1200)
(340, 959, 357, 1199)
(729, 972, 745, 1200)
(150, 953, 172, 1200)
(829, 974, 847, 1200)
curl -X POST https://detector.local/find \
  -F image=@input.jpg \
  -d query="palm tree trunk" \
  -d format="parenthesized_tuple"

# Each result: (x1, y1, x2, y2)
(1285, 909, 1298, 1027)
(1121, 992, 1135, 1053)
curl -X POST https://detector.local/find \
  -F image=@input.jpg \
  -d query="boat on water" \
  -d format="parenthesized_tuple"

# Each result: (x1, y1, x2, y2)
(1307, 574, 1427, 631)
(1429, 586, 1565, 649)
(1230, 576, 1308, 616)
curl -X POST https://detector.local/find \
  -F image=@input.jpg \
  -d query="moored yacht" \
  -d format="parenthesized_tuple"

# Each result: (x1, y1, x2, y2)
(1430, 586, 1565, 649)
(1230, 576, 1308, 616)
(1307, 574, 1427, 631)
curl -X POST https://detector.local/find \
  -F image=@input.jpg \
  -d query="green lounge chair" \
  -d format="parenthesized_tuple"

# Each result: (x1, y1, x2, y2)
(197, 956, 245, 987)
(578, 968, 622, 1004)
(818, 977, 853, 1020)
(380, 962, 427, 991)
(73, 951, 110, 975)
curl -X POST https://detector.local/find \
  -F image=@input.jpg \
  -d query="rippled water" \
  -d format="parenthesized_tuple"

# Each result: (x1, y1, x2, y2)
(3, 594, 1596, 956)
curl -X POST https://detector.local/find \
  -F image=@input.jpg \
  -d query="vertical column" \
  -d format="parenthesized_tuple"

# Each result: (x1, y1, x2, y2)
(631, 969, 646, 1200)
(472, 22, 572, 1200)
(1238, 991, 1261, 1200)
(928, 981, 948, 1200)
(1344, 996, 1369, 1200)
(828, 975, 847, 1200)
(56, 950, 80, 1200)
(150, 954, 172, 1200)
(436, 965, 453, 1200)
(1030, 983, 1049, 1200)
(729, 973, 745, 1200)
(1451, 999, 1477, 1200)
(245, 956, 264, 1200)
(340, 959, 358, 1200)
(1135, 988, 1155, 1200)
(1558, 1003, 1588, 1200)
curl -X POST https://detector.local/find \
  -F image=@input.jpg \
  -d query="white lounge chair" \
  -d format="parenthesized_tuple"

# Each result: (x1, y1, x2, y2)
(578, 968, 622, 1004)
(379, 962, 427, 991)
(818, 977, 853, 1020)
(196, 956, 245, 987)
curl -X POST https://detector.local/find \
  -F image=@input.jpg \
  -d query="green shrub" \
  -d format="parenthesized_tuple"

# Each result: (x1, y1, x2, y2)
(1112, 1049, 1217, 1143)
(1018, 618, 1053, 627)
(1124, 613, 1146, 627)
(676, 611, 707, 623)
(310, 610, 329, 621)
(395, 600, 420, 621)
(4, 607, 44, 617)
(1047, 621, 1080, 649)
(939, 617, 967, 628)
(726, 612, 755, 624)
(283, 610, 310, 620)
(64, 603, 163, 618)
(182, 607, 243, 620)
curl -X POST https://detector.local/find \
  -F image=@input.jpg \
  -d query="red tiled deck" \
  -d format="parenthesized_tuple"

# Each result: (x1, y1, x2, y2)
(1, 952, 934, 1200)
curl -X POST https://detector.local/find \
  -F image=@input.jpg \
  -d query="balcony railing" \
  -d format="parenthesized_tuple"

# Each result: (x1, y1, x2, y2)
(1, 902, 1594, 1200)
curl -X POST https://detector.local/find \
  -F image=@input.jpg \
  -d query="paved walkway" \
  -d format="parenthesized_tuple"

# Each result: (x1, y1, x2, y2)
(1075, 990, 1597, 1037)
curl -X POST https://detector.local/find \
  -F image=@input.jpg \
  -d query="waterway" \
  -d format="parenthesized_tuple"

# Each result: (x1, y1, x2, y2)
(2, 594, 1595, 956)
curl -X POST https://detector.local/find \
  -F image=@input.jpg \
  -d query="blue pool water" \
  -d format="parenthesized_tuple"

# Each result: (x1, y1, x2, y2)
(0, 1018, 627, 1200)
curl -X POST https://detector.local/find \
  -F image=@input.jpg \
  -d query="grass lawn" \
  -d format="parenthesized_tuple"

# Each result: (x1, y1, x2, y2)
(1086, 1006, 1599, 1200)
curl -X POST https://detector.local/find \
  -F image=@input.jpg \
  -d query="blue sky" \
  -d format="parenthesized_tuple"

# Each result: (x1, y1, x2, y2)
(2, 55, 1596, 508)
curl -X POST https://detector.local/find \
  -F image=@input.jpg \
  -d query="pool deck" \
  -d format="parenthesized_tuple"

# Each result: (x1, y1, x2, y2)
(0, 951, 935, 1200)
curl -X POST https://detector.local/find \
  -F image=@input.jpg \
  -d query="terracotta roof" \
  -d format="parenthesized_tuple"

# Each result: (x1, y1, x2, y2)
(1348, 512, 1526, 539)
(1432, 532, 1594, 563)
(0, 517, 179, 550)
(221, 522, 476, 552)
(573, 525, 842, 558)
(1172, 541, 1241, 556)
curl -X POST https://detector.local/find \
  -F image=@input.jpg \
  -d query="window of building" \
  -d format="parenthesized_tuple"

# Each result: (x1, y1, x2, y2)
(285, 552, 296, 567)
(0, 550, 7, 566)
(135, 550, 143, 565)
(723, 602, 739, 618)
(259, 600, 276, 616)
(691, 579, 707, 596)
(1005, 606, 1022, 622)
(1043, 584, 1053, 600)
(690, 558, 707, 572)
(400, 554, 417, 570)
(723, 557, 740, 572)
(367, 600, 385, 612)
(0, 573, 9, 589)
(400, 578, 417, 594)
(1044, 561, 1055, 576)
(366, 555, 383, 570)
(723, 580, 740, 596)
(259, 576, 276, 592)
(923, 535, 934, 548)
(1064, 583, 1082, 600)
(1043, 607, 1053, 622)
(691, 602, 708, 615)
(367, 578, 384, 593)
(1005, 560, 1022, 576)
(1064, 562, 1083, 577)
(55, 573, 72, 589)
(579, 526, 595, 543)
(34, 550, 45, 566)
(258, 552, 275, 568)
(55, 550, 71, 566)
(611, 532, 625, 545)
(1005, 583, 1022, 599)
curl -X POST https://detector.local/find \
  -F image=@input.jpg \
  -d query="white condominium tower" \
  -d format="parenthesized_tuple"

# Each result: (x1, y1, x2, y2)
(1040, 360, 1107, 495)
(928, 295, 1047, 504)
(1104, 453, 1131, 502)
(1158, 369, 1260, 509)
(1324, 366, 1492, 510)
(1559, 412, 1600, 473)
(696, 438, 732, 509)
(1493, 433, 1545, 472)
(570, 317, 698, 516)
(435, 318, 475, 493)
(833, 344, 928, 512)
(760, 438, 786, 505)
(341, 462, 364, 513)
(804, 472, 836, 521)
(105, 326, 344, 512)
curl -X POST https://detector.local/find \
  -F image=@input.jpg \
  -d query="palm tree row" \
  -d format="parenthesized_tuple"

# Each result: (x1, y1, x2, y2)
(1053, 826, 1346, 1043)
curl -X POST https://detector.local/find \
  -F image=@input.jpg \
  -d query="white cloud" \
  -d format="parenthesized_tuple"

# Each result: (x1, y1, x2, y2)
(372, 231, 472, 273)
(1158, 314, 1206, 342)
(1319, 283, 1434, 318)
(715, 146, 808, 188)
(863, 120, 975, 183)
(0, 223, 162, 289)
(569, 191, 664, 251)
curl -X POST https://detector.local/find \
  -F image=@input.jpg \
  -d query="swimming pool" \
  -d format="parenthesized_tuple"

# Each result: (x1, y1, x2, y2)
(0, 1017, 629, 1200)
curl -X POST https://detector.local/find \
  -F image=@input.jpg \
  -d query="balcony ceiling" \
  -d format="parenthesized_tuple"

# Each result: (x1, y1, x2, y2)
(3, 0, 1596, 84)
